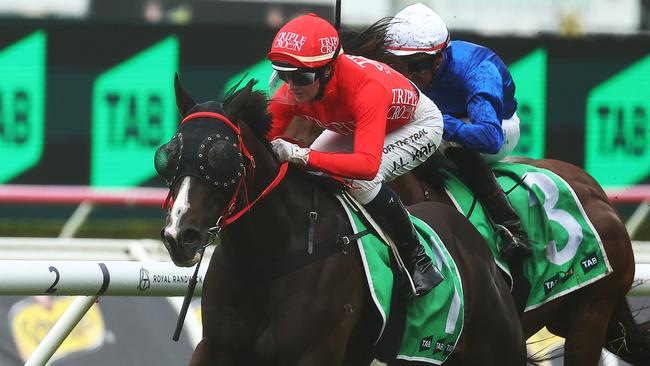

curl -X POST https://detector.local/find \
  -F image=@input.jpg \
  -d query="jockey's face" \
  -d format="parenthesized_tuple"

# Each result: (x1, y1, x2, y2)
(288, 77, 321, 103)
(402, 53, 444, 90)
(283, 66, 332, 103)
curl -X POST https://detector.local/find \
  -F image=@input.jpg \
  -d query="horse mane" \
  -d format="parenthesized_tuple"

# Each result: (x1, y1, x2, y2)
(221, 78, 346, 192)
(222, 78, 273, 141)
(340, 17, 407, 74)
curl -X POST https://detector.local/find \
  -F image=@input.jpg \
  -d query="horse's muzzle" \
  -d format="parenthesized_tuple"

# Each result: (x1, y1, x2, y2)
(161, 227, 204, 267)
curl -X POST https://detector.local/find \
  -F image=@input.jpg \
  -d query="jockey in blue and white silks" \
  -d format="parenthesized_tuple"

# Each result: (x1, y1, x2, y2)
(387, 3, 520, 161)
(385, 2, 532, 268)
(419, 40, 518, 159)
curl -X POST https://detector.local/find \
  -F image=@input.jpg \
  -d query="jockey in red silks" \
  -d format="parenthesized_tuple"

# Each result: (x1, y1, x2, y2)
(266, 13, 445, 298)
(385, 3, 532, 261)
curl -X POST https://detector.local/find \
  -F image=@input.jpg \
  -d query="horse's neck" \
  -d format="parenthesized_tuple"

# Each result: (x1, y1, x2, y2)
(222, 126, 346, 263)
(223, 170, 341, 263)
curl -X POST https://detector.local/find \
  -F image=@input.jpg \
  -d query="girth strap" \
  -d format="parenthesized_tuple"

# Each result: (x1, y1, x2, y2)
(337, 230, 372, 254)
(266, 229, 371, 279)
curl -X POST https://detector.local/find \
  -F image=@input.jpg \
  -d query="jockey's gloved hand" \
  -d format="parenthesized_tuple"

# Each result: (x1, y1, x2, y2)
(270, 138, 310, 165)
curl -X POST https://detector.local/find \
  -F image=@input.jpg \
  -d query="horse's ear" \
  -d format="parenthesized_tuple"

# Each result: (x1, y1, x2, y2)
(174, 73, 197, 117)
(223, 79, 256, 121)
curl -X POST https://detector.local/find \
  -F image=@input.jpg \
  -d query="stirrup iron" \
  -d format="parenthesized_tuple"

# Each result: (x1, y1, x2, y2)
(495, 224, 531, 260)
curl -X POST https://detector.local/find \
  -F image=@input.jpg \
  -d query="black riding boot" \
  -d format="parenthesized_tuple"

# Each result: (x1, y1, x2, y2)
(445, 147, 532, 315)
(445, 147, 532, 260)
(364, 184, 444, 298)
(484, 192, 533, 260)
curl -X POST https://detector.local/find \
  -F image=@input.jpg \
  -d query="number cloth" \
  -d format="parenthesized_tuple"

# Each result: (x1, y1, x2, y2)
(442, 162, 612, 311)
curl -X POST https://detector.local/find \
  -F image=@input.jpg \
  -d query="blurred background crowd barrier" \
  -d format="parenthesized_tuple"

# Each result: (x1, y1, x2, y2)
(1, 1, 649, 238)
(0, 0, 649, 190)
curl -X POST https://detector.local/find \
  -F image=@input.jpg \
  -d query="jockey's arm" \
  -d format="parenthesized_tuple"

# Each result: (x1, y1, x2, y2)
(443, 111, 504, 154)
(307, 81, 388, 180)
(267, 87, 324, 146)
(283, 116, 323, 147)
(443, 62, 505, 154)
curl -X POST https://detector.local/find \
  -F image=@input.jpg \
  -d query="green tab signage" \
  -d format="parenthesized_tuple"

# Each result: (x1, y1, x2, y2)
(509, 48, 547, 159)
(91, 37, 178, 187)
(585, 55, 650, 188)
(0, 31, 46, 183)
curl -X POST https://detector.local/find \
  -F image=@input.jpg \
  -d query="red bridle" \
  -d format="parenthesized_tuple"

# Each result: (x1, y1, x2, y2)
(168, 111, 288, 232)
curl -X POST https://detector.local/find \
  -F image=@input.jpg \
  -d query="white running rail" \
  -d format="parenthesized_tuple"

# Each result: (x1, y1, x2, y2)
(0, 238, 212, 366)
(0, 260, 208, 296)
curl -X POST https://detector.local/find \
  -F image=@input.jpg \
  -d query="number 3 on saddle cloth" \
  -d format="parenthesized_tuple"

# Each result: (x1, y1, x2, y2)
(441, 162, 613, 312)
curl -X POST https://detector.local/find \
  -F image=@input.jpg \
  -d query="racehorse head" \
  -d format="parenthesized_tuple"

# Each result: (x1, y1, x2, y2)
(156, 75, 275, 266)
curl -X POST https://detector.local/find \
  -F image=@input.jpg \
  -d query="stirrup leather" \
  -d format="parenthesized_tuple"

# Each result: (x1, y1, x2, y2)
(338, 192, 419, 296)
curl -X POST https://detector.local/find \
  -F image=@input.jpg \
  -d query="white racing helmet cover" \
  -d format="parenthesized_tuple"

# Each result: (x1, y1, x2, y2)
(386, 2, 450, 56)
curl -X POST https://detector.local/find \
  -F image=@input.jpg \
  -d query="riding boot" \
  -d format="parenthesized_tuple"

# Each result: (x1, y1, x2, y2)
(484, 192, 533, 261)
(363, 184, 444, 298)
(445, 147, 532, 261)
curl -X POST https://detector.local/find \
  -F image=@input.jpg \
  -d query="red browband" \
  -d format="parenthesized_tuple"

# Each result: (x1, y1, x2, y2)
(181, 111, 241, 133)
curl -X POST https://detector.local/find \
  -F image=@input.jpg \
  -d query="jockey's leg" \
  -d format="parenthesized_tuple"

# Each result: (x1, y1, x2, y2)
(444, 146, 531, 315)
(314, 93, 444, 298)
(444, 146, 532, 256)
(353, 183, 444, 298)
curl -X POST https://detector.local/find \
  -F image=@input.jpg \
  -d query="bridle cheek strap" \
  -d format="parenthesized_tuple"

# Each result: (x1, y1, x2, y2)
(219, 161, 289, 229)
(180, 111, 288, 230)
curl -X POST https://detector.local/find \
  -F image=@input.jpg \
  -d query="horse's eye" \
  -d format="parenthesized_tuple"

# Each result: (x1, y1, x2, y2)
(155, 134, 182, 184)
(205, 140, 242, 176)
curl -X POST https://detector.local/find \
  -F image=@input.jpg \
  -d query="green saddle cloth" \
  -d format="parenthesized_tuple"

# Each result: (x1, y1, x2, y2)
(336, 195, 464, 365)
(442, 162, 613, 311)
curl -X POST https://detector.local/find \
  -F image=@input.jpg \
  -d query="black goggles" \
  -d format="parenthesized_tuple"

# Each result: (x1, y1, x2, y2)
(406, 56, 437, 74)
(276, 70, 319, 86)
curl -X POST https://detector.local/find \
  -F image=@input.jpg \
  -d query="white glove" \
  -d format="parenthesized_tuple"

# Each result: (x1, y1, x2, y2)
(270, 138, 310, 166)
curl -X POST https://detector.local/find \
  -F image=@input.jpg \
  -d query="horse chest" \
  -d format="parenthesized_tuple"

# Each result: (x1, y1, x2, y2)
(205, 303, 311, 361)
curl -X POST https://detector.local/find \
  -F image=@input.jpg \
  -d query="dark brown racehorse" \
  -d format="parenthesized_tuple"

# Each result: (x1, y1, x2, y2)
(331, 20, 650, 365)
(390, 157, 650, 365)
(157, 77, 526, 365)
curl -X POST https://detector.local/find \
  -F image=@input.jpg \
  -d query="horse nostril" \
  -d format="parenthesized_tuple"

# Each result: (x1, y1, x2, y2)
(162, 229, 178, 249)
(180, 227, 202, 247)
